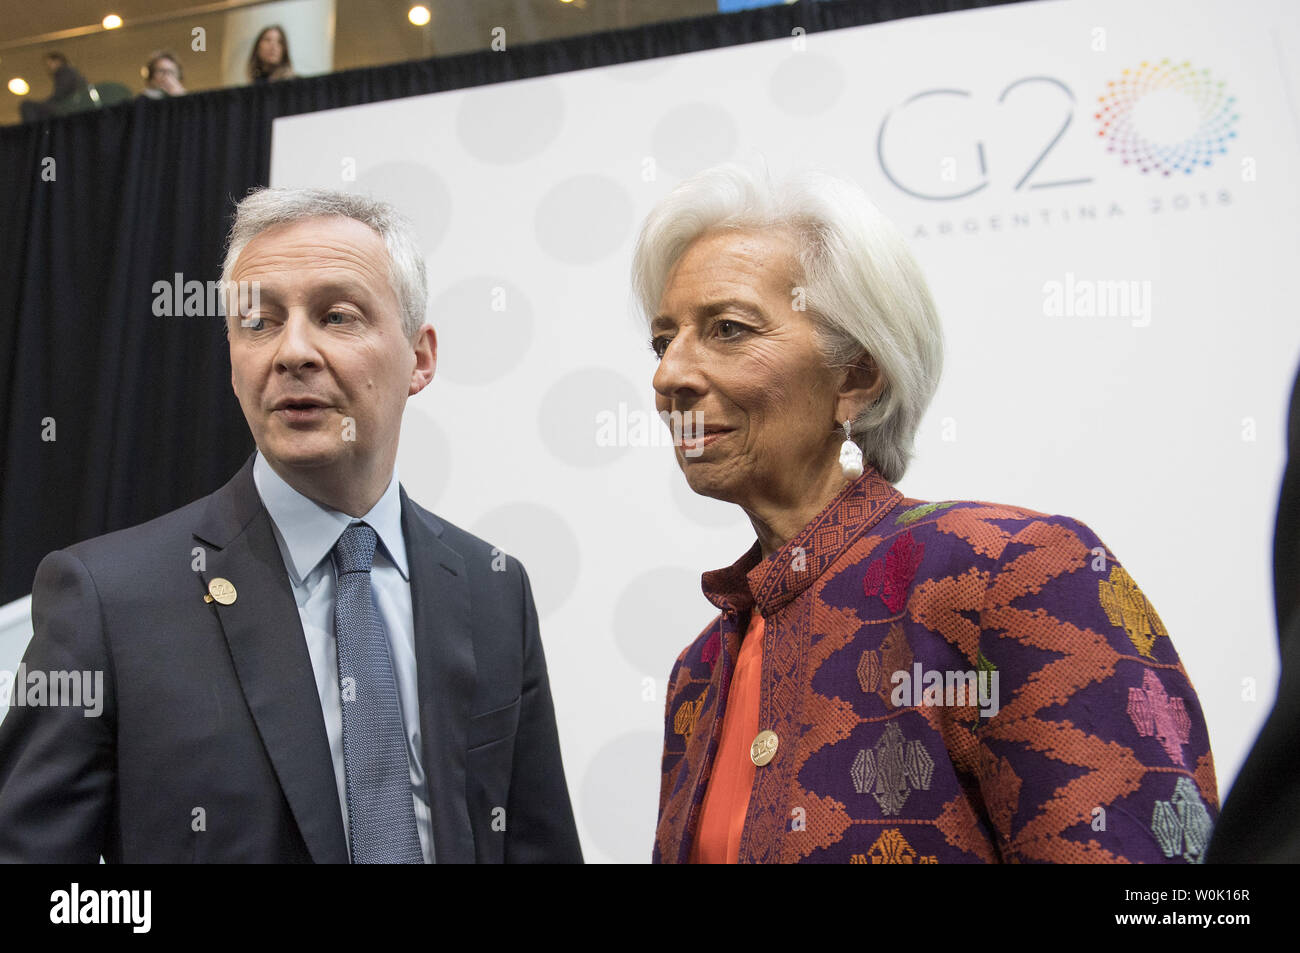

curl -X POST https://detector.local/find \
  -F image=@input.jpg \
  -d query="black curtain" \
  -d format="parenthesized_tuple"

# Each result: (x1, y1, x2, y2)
(0, 0, 1022, 602)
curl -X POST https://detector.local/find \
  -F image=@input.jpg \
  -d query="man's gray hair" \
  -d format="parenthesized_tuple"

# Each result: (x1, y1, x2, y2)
(221, 187, 427, 338)
(631, 162, 944, 484)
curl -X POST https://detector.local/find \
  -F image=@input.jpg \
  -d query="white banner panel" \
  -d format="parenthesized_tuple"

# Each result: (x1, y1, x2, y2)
(268, 0, 1300, 862)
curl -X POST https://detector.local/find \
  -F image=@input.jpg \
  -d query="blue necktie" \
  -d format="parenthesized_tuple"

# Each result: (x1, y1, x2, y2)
(332, 521, 423, 863)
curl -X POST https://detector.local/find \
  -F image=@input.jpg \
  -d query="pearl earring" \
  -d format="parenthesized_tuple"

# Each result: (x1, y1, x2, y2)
(839, 419, 864, 479)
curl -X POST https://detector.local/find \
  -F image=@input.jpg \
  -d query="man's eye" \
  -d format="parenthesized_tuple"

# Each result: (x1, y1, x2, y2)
(240, 316, 266, 331)
(649, 335, 670, 359)
(717, 319, 744, 339)
(325, 312, 348, 325)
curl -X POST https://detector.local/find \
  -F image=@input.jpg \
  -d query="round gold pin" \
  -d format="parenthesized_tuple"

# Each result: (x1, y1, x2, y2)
(750, 729, 779, 767)
(207, 578, 237, 606)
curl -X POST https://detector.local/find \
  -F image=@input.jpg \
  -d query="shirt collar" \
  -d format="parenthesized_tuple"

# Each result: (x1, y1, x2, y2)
(700, 465, 904, 617)
(252, 450, 409, 585)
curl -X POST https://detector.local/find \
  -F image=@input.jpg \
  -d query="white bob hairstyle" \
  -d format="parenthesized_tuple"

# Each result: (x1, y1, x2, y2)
(220, 187, 428, 339)
(631, 163, 944, 485)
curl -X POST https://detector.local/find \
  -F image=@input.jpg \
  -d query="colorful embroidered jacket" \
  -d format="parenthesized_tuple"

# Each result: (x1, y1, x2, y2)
(654, 466, 1218, 863)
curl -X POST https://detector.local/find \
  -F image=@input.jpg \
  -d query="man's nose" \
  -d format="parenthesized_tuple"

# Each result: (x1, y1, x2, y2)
(274, 312, 324, 373)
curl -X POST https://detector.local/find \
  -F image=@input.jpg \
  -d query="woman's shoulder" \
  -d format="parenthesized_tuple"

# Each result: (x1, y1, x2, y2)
(862, 495, 1116, 576)
(853, 495, 1177, 666)
(887, 496, 1107, 539)
(890, 495, 1052, 524)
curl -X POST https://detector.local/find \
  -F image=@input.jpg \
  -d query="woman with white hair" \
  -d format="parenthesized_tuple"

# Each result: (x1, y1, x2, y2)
(639, 163, 1218, 864)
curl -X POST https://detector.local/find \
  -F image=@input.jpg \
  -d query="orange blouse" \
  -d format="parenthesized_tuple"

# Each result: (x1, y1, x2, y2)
(690, 612, 764, 864)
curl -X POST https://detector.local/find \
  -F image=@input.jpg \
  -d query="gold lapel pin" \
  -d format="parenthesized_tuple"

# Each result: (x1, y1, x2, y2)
(750, 729, 779, 767)
(204, 577, 238, 606)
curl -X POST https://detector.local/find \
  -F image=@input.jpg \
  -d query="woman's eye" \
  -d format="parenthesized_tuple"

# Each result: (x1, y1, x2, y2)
(650, 335, 669, 358)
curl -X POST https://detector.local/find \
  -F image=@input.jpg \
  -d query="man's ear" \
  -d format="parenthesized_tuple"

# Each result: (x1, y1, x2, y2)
(833, 353, 885, 425)
(409, 324, 437, 397)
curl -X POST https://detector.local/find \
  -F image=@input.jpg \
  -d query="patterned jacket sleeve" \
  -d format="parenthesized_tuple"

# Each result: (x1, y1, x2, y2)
(657, 649, 687, 823)
(970, 514, 1218, 863)
(654, 620, 720, 864)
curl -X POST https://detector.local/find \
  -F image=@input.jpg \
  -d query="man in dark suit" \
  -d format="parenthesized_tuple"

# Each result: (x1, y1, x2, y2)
(0, 188, 582, 863)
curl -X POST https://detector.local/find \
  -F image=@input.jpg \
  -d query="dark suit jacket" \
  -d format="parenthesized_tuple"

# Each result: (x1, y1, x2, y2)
(1206, 361, 1300, 862)
(0, 455, 582, 863)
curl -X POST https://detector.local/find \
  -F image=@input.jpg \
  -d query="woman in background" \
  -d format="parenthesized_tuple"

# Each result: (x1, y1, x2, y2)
(637, 162, 1218, 864)
(247, 25, 296, 83)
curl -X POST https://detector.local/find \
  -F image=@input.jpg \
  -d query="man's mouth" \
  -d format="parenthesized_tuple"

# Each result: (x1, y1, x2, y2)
(272, 399, 330, 423)
(274, 397, 326, 408)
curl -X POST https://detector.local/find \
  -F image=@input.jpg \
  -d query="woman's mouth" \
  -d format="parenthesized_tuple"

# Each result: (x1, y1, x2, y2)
(680, 428, 732, 454)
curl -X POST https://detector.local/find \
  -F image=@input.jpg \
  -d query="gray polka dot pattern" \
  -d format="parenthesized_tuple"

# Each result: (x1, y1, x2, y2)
(534, 175, 635, 265)
(579, 731, 663, 863)
(470, 502, 582, 621)
(613, 566, 718, 677)
(538, 367, 643, 468)
(649, 103, 739, 178)
(769, 54, 846, 116)
(456, 79, 566, 164)
(427, 277, 534, 385)
(354, 161, 452, 255)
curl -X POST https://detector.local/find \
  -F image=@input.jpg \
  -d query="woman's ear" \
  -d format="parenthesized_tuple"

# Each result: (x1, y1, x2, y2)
(834, 353, 885, 424)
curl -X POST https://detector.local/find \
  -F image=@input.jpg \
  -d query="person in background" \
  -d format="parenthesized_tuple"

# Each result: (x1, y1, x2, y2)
(639, 162, 1219, 864)
(140, 51, 186, 99)
(19, 52, 88, 122)
(247, 25, 296, 83)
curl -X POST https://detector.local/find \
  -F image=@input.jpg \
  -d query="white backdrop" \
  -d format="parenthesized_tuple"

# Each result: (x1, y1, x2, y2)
(3, 0, 1294, 864)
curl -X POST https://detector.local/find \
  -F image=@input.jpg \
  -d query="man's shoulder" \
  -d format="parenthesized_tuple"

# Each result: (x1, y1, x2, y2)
(400, 495, 541, 632)
(401, 493, 521, 579)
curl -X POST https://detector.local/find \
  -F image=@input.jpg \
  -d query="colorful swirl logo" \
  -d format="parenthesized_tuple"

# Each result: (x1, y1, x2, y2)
(1096, 59, 1238, 175)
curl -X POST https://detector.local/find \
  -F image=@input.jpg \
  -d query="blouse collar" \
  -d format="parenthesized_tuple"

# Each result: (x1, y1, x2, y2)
(700, 465, 904, 618)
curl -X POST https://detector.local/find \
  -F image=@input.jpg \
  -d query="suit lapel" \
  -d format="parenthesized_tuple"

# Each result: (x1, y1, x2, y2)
(193, 457, 349, 864)
(401, 487, 477, 864)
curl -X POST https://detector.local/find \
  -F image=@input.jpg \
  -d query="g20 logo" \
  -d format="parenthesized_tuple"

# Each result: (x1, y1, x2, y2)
(876, 60, 1238, 201)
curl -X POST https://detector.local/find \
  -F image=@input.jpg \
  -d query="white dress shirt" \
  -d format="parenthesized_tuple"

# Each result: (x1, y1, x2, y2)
(252, 451, 433, 863)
